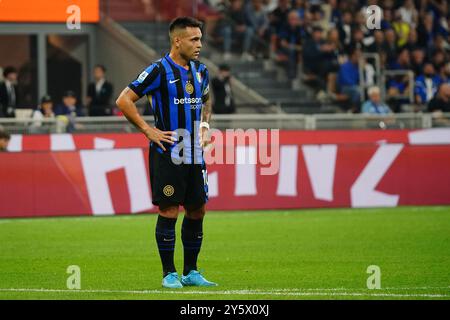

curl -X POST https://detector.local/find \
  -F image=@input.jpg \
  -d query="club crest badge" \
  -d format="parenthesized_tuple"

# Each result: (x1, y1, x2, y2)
(185, 81, 194, 94)
(163, 185, 174, 197)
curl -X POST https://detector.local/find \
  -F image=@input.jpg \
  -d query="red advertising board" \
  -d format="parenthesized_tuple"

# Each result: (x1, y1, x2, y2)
(1, 129, 450, 218)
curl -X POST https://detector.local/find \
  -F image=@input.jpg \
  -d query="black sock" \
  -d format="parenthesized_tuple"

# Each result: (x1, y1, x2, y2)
(155, 215, 177, 277)
(181, 217, 203, 276)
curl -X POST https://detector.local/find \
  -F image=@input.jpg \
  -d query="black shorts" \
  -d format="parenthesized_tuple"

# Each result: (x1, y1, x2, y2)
(149, 146, 209, 208)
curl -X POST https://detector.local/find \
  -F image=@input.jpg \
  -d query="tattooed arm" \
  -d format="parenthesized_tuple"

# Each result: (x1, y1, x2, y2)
(200, 94, 212, 148)
(201, 94, 212, 124)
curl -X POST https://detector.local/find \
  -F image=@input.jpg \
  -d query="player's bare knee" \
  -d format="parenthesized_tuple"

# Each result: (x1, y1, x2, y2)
(159, 204, 179, 219)
(185, 204, 205, 220)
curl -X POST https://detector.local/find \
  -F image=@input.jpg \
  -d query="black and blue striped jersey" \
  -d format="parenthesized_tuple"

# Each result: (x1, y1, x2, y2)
(128, 53, 209, 163)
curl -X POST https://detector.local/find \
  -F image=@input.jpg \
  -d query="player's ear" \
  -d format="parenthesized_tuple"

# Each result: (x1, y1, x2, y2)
(175, 36, 181, 48)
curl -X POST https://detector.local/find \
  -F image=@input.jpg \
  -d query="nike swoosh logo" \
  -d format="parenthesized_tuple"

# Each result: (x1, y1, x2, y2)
(163, 238, 174, 242)
(169, 79, 180, 84)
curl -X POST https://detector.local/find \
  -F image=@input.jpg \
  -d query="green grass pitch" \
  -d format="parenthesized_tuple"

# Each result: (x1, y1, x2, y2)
(0, 207, 449, 300)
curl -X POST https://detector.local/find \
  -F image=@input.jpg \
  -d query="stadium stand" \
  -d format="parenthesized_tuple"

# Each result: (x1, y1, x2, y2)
(106, 0, 450, 115)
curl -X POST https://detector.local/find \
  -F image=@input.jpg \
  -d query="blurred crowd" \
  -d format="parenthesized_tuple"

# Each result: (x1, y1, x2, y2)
(207, 0, 450, 114)
(0, 65, 114, 132)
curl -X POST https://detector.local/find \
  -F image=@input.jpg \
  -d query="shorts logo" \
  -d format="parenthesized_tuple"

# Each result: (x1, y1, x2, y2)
(163, 185, 175, 197)
(185, 81, 194, 94)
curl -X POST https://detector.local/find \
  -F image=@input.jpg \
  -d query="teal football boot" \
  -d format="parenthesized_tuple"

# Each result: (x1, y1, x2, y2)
(162, 272, 183, 289)
(181, 270, 218, 287)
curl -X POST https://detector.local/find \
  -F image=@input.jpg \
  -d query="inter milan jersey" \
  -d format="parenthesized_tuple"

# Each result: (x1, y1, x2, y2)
(128, 53, 209, 164)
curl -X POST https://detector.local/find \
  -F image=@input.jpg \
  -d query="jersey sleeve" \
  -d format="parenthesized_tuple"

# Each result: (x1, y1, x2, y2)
(128, 63, 161, 98)
(201, 67, 210, 103)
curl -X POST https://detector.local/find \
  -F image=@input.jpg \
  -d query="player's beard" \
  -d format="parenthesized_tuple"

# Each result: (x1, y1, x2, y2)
(179, 51, 192, 62)
(181, 48, 199, 61)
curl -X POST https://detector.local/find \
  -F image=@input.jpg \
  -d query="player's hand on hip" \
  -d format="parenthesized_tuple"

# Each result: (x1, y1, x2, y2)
(144, 127, 176, 151)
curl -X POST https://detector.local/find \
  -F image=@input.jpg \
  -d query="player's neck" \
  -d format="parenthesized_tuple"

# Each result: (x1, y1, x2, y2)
(169, 51, 189, 70)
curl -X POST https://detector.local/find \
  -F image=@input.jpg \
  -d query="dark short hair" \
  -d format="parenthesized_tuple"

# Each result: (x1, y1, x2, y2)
(3, 66, 17, 78)
(411, 46, 424, 53)
(169, 16, 203, 35)
(219, 64, 230, 71)
(63, 90, 76, 98)
(94, 64, 106, 72)
(0, 130, 11, 140)
(348, 46, 360, 57)
(397, 46, 410, 55)
(41, 94, 53, 104)
(310, 4, 322, 14)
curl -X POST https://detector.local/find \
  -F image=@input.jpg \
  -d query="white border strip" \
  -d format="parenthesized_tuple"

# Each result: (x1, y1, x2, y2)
(0, 288, 449, 298)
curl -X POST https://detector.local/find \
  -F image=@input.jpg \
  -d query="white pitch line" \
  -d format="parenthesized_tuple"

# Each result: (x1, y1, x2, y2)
(264, 287, 450, 291)
(0, 288, 449, 298)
